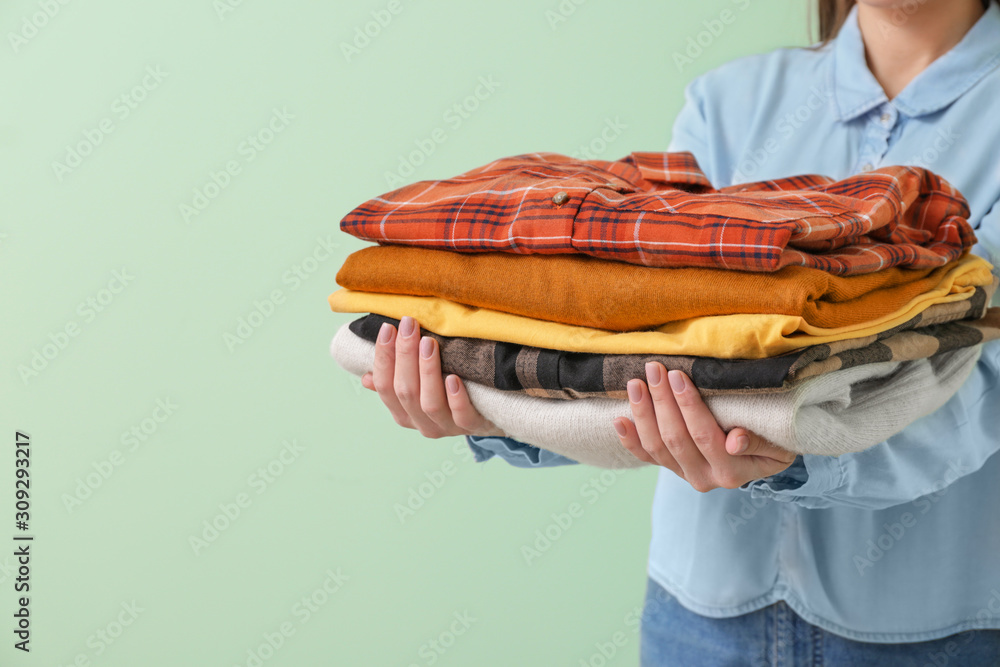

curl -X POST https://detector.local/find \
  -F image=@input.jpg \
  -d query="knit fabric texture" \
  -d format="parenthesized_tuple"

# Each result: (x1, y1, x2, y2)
(348, 308, 1000, 398)
(330, 324, 983, 463)
(328, 278, 997, 358)
(338, 151, 976, 275)
(336, 245, 993, 331)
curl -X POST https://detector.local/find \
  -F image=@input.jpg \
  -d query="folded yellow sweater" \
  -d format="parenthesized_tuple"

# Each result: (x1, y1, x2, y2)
(328, 274, 997, 358)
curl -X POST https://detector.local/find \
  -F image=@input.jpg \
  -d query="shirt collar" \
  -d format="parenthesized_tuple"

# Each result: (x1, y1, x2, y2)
(829, 2, 1000, 121)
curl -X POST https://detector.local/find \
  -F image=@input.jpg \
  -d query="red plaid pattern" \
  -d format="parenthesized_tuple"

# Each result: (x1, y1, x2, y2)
(340, 152, 975, 275)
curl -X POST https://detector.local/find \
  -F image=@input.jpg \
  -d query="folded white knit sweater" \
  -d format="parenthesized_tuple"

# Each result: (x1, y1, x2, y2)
(330, 324, 981, 467)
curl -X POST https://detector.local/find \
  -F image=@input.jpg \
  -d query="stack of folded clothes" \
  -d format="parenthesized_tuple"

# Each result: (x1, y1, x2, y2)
(328, 152, 1000, 468)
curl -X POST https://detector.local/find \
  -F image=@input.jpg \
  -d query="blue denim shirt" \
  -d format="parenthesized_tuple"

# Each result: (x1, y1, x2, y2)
(468, 4, 1000, 642)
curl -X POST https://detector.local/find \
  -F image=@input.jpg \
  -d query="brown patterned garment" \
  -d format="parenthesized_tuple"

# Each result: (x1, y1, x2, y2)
(348, 299, 999, 399)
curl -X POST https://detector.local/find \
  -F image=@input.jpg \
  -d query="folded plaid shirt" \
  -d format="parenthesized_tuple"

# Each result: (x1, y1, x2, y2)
(340, 152, 976, 275)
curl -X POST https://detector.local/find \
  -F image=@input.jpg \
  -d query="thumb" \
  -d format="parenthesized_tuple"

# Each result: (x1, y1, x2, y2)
(725, 428, 795, 463)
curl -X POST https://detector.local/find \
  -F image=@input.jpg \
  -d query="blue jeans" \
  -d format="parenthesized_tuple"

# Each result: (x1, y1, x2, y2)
(640, 577, 1000, 666)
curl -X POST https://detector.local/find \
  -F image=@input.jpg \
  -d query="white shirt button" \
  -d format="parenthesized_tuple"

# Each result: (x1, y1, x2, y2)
(861, 162, 874, 172)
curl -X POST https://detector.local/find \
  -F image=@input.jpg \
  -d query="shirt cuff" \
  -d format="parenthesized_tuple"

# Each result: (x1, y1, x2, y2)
(741, 454, 846, 508)
(465, 435, 578, 468)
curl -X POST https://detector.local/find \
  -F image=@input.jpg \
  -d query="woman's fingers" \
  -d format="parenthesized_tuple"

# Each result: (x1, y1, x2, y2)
(624, 367, 795, 491)
(644, 364, 713, 487)
(417, 336, 460, 433)
(627, 377, 688, 472)
(726, 428, 797, 463)
(722, 428, 797, 484)
(687, 430, 796, 489)
(444, 375, 504, 436)
(371, 322, 414, 428)
(615, 417, 665, 468)
(364, 316, 501, 438)
(626, 379, 666, 463)
(664, 370, 731, 466)
(740, 455, 797, 483)
(392, 316, 445, 437)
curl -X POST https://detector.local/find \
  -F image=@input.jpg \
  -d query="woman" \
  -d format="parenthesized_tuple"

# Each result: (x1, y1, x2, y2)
(360, 0, 1000, 663)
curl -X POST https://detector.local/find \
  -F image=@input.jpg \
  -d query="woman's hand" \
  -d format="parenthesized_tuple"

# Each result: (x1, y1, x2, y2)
(360, 316, 505, 438)
(615, 363, 796, 491)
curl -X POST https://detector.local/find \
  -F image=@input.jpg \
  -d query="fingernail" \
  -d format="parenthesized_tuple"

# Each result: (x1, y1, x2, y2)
(613, 420, 627, 438)
(399, 316, 415, 337)
(627, 380, 642, 403)
(445, 375, 460, 395)
(377, 322, 393, 344)
(419, 336, 434, 359)
(645, 362, 661, 387)
(668, 370, 686, 394)
(734, 435, 749, 454)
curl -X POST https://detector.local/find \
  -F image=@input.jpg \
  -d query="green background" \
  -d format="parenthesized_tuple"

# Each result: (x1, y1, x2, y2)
(2, 1, 810, 664)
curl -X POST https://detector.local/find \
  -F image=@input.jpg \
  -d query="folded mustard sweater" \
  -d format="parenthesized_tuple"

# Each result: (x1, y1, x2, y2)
(336, 246, 993, 331)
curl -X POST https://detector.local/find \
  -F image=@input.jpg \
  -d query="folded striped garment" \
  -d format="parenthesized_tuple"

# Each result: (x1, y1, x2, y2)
(339, 151, 976, 275)
(331, 324, 983, 463)
(336, 245, 993, 331)
(328, 277, 997, 358)
(347, 308, 1000, 398)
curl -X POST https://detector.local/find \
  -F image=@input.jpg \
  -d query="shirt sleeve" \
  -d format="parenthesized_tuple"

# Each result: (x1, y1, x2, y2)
(744, 204, 1000, 510)
(972, 199, 1000, 276)
(465, 435, 578, 468)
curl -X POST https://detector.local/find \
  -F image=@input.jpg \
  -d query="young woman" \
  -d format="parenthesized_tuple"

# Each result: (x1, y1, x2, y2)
(360, 0, 1000, 663)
